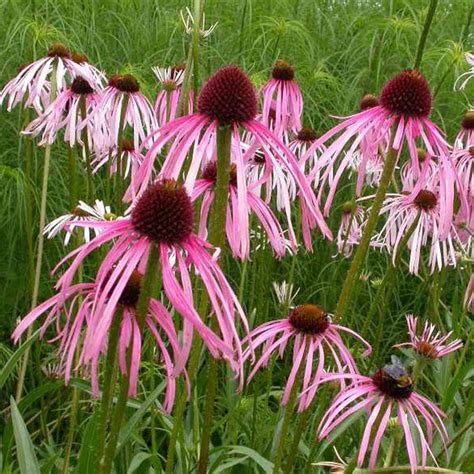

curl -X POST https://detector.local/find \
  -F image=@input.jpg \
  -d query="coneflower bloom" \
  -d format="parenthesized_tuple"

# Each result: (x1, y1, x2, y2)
(53, 179, 249, 379)
(453, 145, 474, 200)
(131, 65, 331, 245)
(303, 71, 455, 235)
(191, 161, 291, 259)
(23, 76, 101, 147)
(243, 304, 371, 412)
(180, 6, 217, 38)
(289, 127, 322, 176)
(454, 52, 474, 91)
(153, 64, 192, 125)
(44, 199, 115, 245)
(12, 275, 183, 409)
(0, 43, 97, 113)
(336, 202, 365, 258)
(93, 139, 144, 179)
(394, 314, 463, 359)
(70, 52, 106, 89)
(318, 356, 449, 473)
(454, 111, 474, 149)
(260, 60, 303, 137)
(371, 188, 460, 274)
(94, 74, 156, 149)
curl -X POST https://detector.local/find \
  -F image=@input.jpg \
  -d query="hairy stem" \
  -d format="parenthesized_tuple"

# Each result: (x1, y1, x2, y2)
(197, 124, 232, 474)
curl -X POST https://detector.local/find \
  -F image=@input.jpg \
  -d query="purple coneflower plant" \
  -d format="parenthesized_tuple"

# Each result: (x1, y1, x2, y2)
(23, 76, 101, 147)
(0, 43, 98, 113)
(454, 111, 474, 149)
(53, 179, 249, 378)
(243, 304, 371, 411)
(336, 202, 366, 258)
(130, 65, 331, 243)
(318, 356, 449, 473)
(260, 60, 303, 137)
(304, 70, 456, 236)
(12, 274, 182, 409)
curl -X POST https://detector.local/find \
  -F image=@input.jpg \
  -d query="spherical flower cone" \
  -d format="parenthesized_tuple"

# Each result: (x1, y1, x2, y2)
(243, 304, 371, 412)
(51, 179, 249, 382)
(128, 65, 332, 245)
(394, 314, 463, 359)
(317, 356, 449, 473)
(12, 277, 183, 411)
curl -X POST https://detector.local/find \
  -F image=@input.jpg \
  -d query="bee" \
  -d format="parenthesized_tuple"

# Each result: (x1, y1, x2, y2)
(383, 355, 413, 388)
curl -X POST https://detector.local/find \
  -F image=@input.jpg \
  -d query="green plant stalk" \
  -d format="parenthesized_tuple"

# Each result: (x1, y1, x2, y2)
(197, 124, 232, 474)
(99, 245, 160, 474)
(80, 97, 93, 200)
(192, 0, 201, 109)
(413, 0, 438, 70)
(383, 428, 402, 467)
(335, 137, 398, 322)
(97, 312, 122, 464)
(15, 62, 59, 402)
(272, 364, 303, 474)
(283, 406, 311, 473)
(114, 94, 129, 212)
(68, 146, 78, 209)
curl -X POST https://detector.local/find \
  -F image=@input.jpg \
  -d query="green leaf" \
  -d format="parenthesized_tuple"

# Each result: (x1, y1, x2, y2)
(74, 410, 100, 474)
(224, 446, 274, 473)
(116, 380, 167, 453)
(0, 330, 39, 391)
(126, 452, 152, 473)
(10, 397, 40, 474)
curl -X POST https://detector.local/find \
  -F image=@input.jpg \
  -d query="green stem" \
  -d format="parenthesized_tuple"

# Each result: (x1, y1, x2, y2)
(97, 312, 122, 463)
(15, 62, 59, 401)
(413, 0, 438, 70)
(283, 407, 310, 473)
(272, 366, 303, 474)
(68, 146, 77, 209)
(197, 124, 232, 474)
(383, 427, 402, 467)
(80, 97, 93, 200)
(192, 0, 201, 109)
(114, 94, 129, 212)
(335, 135, 398, 322)
(99, 245, 160, 474)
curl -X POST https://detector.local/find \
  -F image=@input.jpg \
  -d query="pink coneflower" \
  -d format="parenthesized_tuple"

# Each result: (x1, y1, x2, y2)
(44, 199, 114, 245)
(153, 64, 192, 125)
(371, 188, 460, 274)
(0, 43, 97, 113)
(12, 275, 183, 410)
(394, 314, 463, 358)
(400, 148, 439, 191)
(53, 179, 248, 379)
(318, 356, 448, 473)
(454, 111, 474, 149)
(70, 52, 106, 89)
(304, 71, 455, 235)
(453, 145, 474, 200)
(289, 127, 322, 178)
(94, 74, 156, 149)
(93, 138, 144, 178)
(131, 65, 331, 241)
(260, 60, 303, 137)
(191, 161, 291, 259)
(243, 304, 371, 412)
(336, 202, 365, 258)
(23, 76, 101, 147)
